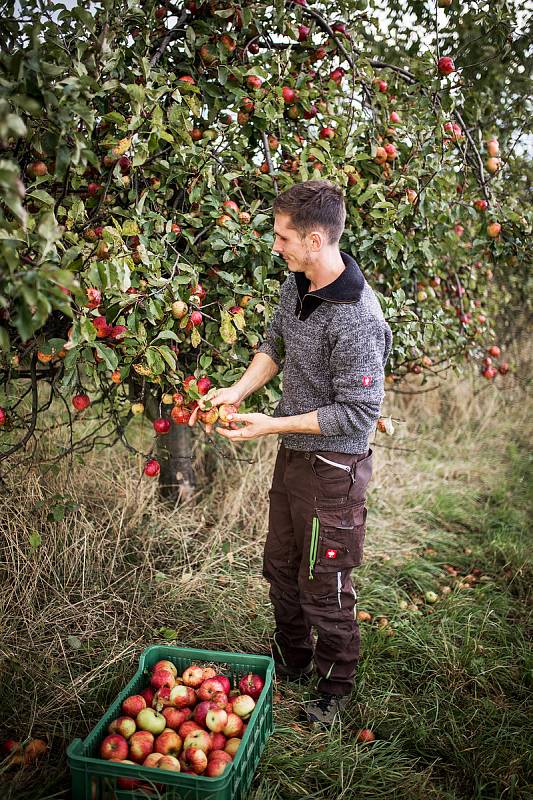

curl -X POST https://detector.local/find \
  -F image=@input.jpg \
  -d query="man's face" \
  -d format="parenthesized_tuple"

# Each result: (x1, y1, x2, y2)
(272, 213, 316, 271)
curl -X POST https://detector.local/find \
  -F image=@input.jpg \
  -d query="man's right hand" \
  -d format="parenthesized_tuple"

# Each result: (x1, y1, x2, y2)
(188, 386, 243, 431)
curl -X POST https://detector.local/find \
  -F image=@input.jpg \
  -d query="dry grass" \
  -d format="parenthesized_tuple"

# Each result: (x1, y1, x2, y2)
(0, 331, 530, 798)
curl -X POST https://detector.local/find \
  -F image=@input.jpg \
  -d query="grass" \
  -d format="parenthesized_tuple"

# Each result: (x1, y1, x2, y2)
(0, 345, 531, 799)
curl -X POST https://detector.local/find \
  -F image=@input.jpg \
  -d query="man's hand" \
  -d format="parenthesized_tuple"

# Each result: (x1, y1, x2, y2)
(215, 412, 278, 441)
(188, 386, 243, 434)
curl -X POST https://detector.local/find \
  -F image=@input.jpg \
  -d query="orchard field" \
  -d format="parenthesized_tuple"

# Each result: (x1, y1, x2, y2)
(0, 0, 532, 798)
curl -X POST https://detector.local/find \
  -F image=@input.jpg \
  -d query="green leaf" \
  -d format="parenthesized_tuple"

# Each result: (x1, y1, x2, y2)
(29, 531, 42, 549)
(94, 342, 118, 370)
(220, 310, 237, 344)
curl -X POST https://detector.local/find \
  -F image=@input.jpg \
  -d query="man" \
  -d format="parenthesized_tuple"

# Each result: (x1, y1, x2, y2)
(191, 180, 393, 725)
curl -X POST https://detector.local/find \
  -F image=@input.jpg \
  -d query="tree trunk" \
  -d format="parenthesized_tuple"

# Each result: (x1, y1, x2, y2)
(144, 396, 196, 504)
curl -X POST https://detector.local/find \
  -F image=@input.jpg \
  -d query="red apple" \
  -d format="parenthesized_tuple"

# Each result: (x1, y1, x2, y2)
(100, 734, 129, 761)
(222, 713, 244, 738)
(178, 721, 203, 739)
(142, 752, 164, 768)
(140, 687, 154, 707)
(196, 377, 212, 396)
(108, 716, 136, 739)
(438, 56, 455, 75)
(122, 695, 146, 717)
(183, 730, 212, 755)
(487, 221, 501, 238)
(356, 728, 376, 743)
(152, 687, 173, 710)
(183, 747, 207, 774)
(170, 685, 196, 708)
(211, 691, 229, 709)
(197, 678, 226, 701)
(163, 707, 189, 730)
(154, 730, 182, 757)
(182, 665, 204, 687)
(205, 752, 231, 776)
(129, 731, 154, 763)
(210, 733, 227, 752)
(498, 362, 509, 375)
(144, 459, 160, 477)
(202, 667, 217, 680)
(488, 345, 501, 357)
(238, 673, 264, 701)
(72, 393, 91, 412)
(206, 709, 228, 733)
(116, 761, 142, 790)
(194, 701, 218, 727)
(158, 754, 181, 771)
(0, 407, 6, 427)
(319, 127, 335, 140)
(110, 325, 128, 340)
(85, 288, 101, 309)
(473, 199, 488, 211)
(224, 738, 241, 757)
(152, 418, 171, 436)
(150, 664, 176, 690)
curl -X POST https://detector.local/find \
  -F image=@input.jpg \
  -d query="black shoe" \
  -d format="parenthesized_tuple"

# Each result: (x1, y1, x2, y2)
(275, 661, 314, 682)
(301, 692, 349, 725)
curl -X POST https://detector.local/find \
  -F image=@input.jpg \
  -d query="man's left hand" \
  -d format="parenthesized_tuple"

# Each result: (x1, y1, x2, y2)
(215, 412, 277, 441)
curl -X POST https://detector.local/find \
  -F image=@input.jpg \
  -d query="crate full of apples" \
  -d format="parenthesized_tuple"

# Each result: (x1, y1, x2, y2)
(67, 645, 274, 800)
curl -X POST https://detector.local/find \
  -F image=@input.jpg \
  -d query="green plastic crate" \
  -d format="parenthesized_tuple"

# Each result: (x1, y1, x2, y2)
(67, 644, 275, 800)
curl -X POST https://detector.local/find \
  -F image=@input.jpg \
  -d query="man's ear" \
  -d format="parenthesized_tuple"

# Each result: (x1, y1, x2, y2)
(309, 230, 324, 251)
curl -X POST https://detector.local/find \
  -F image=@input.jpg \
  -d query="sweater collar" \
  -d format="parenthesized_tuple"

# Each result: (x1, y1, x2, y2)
(295, 251, 365, 303)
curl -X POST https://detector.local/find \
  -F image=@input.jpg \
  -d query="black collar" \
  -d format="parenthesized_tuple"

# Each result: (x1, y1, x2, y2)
(295, 251, 365, 304)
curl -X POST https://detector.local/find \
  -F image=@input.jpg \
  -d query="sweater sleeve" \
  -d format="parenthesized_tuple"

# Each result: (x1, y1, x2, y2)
(316, 315, 392, 438)
(256, 282, 287, 370)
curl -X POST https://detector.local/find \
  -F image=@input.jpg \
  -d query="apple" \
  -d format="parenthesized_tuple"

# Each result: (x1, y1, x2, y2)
(206, 753, 231, 777)
(213, 675, 231, 695)
(482, 366, 497, 380)
(182, 665, 205, 687)
(231, 695, 255, 720)
(486, 138, 500, 157)
(356, 610, 372, 622)
(246, 75, 262, 90)
(498, 362, 509, 375)
(206, 709, 228, 733)
(223, 713, 244, 738)
(136, 708, 166, 735)
(194, 701, 218, 727)
(100, 734, 129, 761)
(437, 56, 455, 75)
(184, 730, 212, 755)
(169, 685, 196, 708)
(171, 301, 187, 319)
(178, 720, 203, 739)
(162, 707, 189, 731)
(131, 403, 145, 416)
(171, 406, 191, 425)
(153, 660, 177, 678)
(190, 310, 203, 325)
(487, 222, 501, 238)
(473, 199, 488, 211)
(298, 23, 310, 40)
(122, 695, 146, 717)
(210, 733, 227, 752)
(108, 716, 137, 739)
(330, 68, 344, 84)
(356, 728, 376, 743)
(153, 687, 174, 710)
(144, 459, 160, 478)
(238, 673, 264, 701)
(438, 0, 453, 6)
(158, 754, 181, 771)
(0, 407, 6, 426)
(425, 591, 438, 604)
(143, 752, 164, 768)
(319, 126, 335, 140)
(197, 377, 212, 396)
(129, 730, 154, 763)
(210, 691, 228, 709)
(374, 146, 387, 165)
(27, 160, 48, 177)
(197, 678, 226, 701)
(202, 667, 217, 680)
(183, 747, 208, 774)
(152, 419, 171, 436)
(218, 404, 238, 424)
(486, 157, 501, 174)
(384, 143, 397, 161)
(488, 345, 501, 358)
(110, 325, 128, 340)
(154, 730, 182, 757)
(72, 393, 91, 412)
(390, 111, 401, 124)
(224, 738, 241, 757)
(178, 75, 195, 85)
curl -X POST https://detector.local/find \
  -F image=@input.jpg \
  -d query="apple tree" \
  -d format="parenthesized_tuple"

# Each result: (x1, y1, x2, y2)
(0, 0, 530, 499)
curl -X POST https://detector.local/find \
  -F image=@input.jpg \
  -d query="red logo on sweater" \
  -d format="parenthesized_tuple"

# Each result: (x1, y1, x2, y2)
(325, 549, 338, 559)
(361, 375, 373, 387)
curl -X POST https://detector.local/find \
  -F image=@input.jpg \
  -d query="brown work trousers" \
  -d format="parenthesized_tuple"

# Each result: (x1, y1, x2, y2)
(263, 441, 373, 696)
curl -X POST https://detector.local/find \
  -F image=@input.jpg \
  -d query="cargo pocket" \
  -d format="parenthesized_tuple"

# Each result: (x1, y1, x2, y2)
(307, 503, 367, 585)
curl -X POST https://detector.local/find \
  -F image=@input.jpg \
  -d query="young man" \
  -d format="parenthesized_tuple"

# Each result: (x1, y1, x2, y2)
(191, 180, 393, 725)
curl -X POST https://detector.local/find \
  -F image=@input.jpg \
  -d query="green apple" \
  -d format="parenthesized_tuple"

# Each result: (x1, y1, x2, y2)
(136, 708, 166, 735)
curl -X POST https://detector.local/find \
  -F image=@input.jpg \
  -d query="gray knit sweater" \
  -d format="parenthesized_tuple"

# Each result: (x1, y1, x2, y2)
(257, 252, 393, 454)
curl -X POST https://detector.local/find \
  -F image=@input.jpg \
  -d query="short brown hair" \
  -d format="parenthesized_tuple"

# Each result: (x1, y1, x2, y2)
(273, 180, 346, 244)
